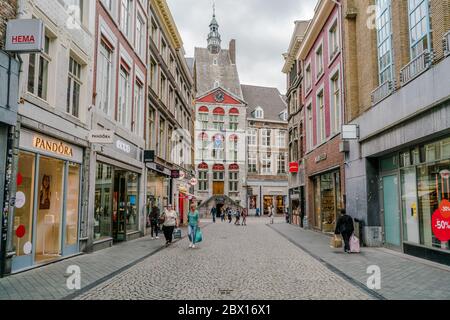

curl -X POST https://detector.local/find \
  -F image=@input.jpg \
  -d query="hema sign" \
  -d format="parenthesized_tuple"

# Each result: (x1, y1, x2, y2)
(5, 19, 44, 53)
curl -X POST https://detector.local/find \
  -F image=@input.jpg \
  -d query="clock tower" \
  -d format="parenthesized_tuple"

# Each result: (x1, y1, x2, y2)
(207, 4, 221, 54)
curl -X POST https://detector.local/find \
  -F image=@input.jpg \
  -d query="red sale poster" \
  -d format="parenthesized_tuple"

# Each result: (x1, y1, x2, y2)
(432, 199, 450, 242)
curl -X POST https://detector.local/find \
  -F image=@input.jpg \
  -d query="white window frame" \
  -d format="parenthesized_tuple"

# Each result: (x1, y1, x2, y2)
(316, 88, 326, 143)
(120, 0, 133, 40)
(329, 66, 341, 136)
(328, 17, 340, 63)
(306, 101, 313, 151)
(133, 80, 144, 137)
(118, 65, 131, 129)
(27, 33, 51, 101)
(261, 152, 272, 175)
(67, 55, 82, 118)
(315, 41, 324, 80)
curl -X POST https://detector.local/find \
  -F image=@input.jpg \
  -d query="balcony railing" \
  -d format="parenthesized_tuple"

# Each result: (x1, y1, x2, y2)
(371, 80, 394, 106)
(400, 50, 432, 86)
(444, 30, 450, 57)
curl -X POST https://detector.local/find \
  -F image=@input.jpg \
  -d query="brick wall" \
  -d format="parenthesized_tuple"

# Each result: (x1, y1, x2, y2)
(0, 0, 17, 49)
(431, 0, 450, 62)
(391, 0, 410, 88)
(342, 0, 378, 122)
(304, 135, 345, 228)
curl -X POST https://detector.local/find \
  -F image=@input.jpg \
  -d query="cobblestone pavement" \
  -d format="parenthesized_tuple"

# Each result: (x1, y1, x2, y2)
(77, 218, 372, 300)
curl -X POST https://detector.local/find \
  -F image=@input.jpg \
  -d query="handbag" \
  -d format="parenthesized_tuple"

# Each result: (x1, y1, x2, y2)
(330, 235, 343, 248)
(195, 227, 203, 243)
(173, 228, 182, 239)
(350, 234, 361, 253)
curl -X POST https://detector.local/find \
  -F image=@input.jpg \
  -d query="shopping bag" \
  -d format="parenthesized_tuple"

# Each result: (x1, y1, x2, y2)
(330, 235, 343, 248)
(195, 227, 203, 243)
(173, 228, 182, 239)
(350, 234, 361, 253)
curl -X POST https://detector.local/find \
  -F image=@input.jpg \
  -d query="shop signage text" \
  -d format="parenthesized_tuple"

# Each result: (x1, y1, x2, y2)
(144, 150, 155, 163)
(5, 19, 44, 53)
(33, 136, 73, 157)
(89, 130, 114, 144)
(116, 140, 131, 154)
(315, 154, 327, 163)
(432, 199, 450, 242)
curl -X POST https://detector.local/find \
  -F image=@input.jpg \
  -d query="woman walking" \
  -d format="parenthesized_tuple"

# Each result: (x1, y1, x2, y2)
(188, 203, 200, 248)
(162, 204, 178, 246)
(242, 208, 247, 226)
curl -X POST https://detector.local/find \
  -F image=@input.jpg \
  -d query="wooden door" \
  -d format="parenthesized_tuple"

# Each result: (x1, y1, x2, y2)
(213, 182, 225, 195)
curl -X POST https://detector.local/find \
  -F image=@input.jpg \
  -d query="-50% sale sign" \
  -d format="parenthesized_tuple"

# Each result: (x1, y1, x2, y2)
(432, 199, 450, 242)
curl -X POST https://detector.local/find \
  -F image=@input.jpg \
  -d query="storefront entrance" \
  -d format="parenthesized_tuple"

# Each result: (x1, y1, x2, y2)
(312, 171, 342, 233)
(382, 174, 401, 248)
(94, 163, 140, 244)
(12, 132, 82, 272)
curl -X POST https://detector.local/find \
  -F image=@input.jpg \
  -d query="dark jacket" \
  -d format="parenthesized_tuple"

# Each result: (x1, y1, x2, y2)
(335, 214, 354, 235)
(149, 206, 160, 222)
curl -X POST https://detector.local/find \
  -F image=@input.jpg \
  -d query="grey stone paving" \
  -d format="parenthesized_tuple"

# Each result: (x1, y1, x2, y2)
(0, 227, 188, 300)
(77, 218, 371, 300)
(270, 223, 450, 300)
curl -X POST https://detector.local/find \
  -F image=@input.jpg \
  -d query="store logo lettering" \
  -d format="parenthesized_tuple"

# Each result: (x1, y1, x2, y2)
(33, 137, 73, 157)
(12, 35, 35, 44)
(116, 140, 131, 154)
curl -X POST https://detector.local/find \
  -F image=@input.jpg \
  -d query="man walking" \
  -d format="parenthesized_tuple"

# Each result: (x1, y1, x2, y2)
(211, 207, 217, 223)
(242, 208, 248, 226)
(149, 205, 160, 240)
(335, 209, 355, 253)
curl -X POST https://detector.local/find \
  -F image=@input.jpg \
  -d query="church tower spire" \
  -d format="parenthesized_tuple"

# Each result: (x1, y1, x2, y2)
(207, 2, 221, 54)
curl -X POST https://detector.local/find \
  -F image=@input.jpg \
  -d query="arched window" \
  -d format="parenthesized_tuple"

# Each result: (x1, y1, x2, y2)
(212, 134, 225, 160)
(229, 108, 239, 115)
(198, 163, 209, 191)
(213, 107, 225, 130)
(229, 108, 239, 131)
(212, 164, 225, 182)
(198, 106, 209, 128)
(229, 164, 239, 192)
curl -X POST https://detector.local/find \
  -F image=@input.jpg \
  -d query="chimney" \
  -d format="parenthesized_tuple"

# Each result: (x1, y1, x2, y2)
(229, 39, 236, 64)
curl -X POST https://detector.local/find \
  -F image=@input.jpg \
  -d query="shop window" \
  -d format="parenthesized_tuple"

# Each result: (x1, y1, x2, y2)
(13, 152, 36, 257)
(35, 156, 64, 262)
(126, 173, 139, 232)
(313, 171, 341, 233)
(95, 163, 113, 240)
(380, 154, 399, 172)
(65, 163, 80, 246)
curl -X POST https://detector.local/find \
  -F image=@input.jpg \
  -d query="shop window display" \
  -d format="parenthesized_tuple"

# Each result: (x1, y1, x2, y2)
(66, 163, 80, 246)
(94, 163, 113, 240)
(313, 171, 341, 233)
(127, 173, 139, 232)
(35, 156, 64, 262)
(13, 152, 36, 257)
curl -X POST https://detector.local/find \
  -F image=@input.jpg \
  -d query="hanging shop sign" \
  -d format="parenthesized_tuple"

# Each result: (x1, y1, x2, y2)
(190, 178, 198, 186)
(171, 170, 180, 179)
(89, 130, 114, 144)
(432, 199, 450, 242)
(5, 19, 44, 53)
(289, 162, 299, 173)
(33, 136, 73, 157)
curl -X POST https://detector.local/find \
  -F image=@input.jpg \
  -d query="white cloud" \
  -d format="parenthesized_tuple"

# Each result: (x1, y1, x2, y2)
(166, 0, 317, 93)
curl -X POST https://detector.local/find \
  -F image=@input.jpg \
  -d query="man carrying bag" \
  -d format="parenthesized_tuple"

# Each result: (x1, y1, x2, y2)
(334, 209, 355, 253)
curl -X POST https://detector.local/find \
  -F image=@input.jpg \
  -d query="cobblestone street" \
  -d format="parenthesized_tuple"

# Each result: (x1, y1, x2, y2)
(77, 218, 371, 300)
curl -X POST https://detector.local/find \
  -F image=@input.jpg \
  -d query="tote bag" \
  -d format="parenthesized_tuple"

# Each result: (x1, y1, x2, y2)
(350, 234, 361, 253)
(195, 227, 203, 243)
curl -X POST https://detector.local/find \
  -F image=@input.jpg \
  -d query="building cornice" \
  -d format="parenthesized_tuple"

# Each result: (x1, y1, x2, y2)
(298, 0, 336, 60)
(151, 0, 183, 50)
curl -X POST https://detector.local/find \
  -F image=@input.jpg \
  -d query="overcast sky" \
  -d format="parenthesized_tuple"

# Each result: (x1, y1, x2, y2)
(166, 0, 317, 94)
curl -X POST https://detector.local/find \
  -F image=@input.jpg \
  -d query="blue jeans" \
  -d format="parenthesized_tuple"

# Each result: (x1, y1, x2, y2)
(189, 225, 198, 244)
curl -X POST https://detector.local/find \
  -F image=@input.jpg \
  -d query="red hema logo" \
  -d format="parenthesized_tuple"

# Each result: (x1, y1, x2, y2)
(12, 35, 35, 44)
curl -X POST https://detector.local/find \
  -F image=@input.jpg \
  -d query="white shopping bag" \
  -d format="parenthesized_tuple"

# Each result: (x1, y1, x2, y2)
(350, 234, 361, 253)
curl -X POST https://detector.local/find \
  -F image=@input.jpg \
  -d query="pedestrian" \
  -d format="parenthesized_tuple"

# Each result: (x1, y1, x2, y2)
(334, 209, 355, 254)
(242, 208, 247, 226)
(162, 204, 178, 246)
(256, 207, 260, 217)
(220, 207, 225, 222)
(227, 207, 232, 223)
(188, 203, 200, 248)
(211, 206, 217, 223)
(269, 205, 275, 224)
(149, 205, 160, 240)
(285, 207, 290, 223)
(235, 208, 241, 225)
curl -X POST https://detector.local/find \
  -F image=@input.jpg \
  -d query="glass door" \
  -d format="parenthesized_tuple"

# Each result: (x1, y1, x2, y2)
(382, 175, 402, 248)
(401, 168, 420, 244)
(113, 171, 127, 242)
(34, 156, 64, 263)
(62, 163, 81, 256)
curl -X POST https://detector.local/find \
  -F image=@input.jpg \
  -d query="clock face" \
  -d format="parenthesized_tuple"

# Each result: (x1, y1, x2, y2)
(214, 91, 224, 103)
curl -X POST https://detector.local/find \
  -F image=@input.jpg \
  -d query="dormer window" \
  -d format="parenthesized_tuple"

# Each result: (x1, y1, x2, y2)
(279, 110, 288, 121)
(253, 107, 264, 119)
